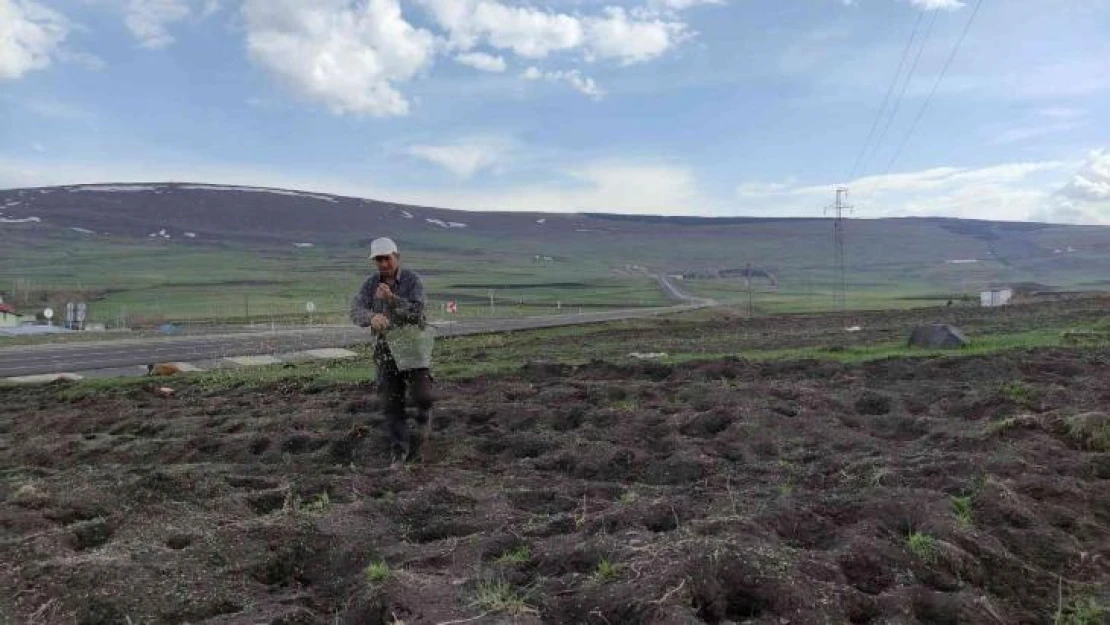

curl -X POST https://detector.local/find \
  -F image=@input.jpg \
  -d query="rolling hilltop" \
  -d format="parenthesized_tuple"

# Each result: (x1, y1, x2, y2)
(1, 182, 1109, 324)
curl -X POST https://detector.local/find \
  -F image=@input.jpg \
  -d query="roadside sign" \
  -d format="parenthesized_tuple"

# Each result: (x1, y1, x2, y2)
(446, 301, 458, 314)
(43, 307, 54, 319)
(305, 301, 316, 326)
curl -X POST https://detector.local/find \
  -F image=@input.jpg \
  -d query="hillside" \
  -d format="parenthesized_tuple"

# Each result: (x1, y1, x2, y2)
(1, 182, 1109, 324)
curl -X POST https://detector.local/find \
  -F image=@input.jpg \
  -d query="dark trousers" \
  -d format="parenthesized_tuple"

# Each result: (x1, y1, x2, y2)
(377, 356, 434, 454)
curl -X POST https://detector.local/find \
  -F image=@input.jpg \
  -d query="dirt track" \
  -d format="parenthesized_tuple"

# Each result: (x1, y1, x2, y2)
(2, 339, 1109, 623)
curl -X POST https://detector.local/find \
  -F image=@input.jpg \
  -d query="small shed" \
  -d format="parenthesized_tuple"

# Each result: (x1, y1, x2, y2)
(980, 288, 1013, 308)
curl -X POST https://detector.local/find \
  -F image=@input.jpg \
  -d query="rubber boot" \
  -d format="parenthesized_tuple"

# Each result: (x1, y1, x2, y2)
(389, 441, 409, 469)
(407, 411, 432, 462)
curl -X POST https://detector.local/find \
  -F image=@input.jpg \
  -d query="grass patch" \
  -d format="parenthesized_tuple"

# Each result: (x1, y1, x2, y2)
(951, 496, 974, 528)
(14, 307, 1108, 397)
(1000, 380, 1037, 405)
(194, 361, 374, 393)
(594, 558, 620, 582)
(364, 560, 390, 584)
(469, 579, 535, 615)
(1091, 316, 1110, 332)
(743, 330, 1067, 365)
(496, 546, 531, 565)
(1056, 595, 1108, 625)
(610, 399, 638, 412)
(52, 376, 152, 401)
(906, 532, 939, 564)
(1065, 413, 1110, 452)
(986, 414, 1041, 437)
(301, 492, 330, 514)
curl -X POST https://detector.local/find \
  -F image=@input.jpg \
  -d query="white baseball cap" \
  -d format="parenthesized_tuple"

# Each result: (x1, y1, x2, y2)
(369, 237, 399, 258)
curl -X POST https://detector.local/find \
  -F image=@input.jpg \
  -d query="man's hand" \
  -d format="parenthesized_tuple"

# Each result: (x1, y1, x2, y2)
(375, 283, 395, 302)
(370, 314, 390, 332)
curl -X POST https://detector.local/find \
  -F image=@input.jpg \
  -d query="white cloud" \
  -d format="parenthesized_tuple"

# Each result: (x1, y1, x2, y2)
(1060, 151, 1110, 202)
(31, 142, 45, 153)
(909, 0, 965, 10)
(522, 66, 603, 99)
(988, 109, 1089, 145)
(839, 0, 963, 9)
(243, 0, 437, 117)
(397, 161, 710, 214)
(735, 160, 1076, 221)
(560, 163, 704, 213)
(125, 0, 191, 49)
(736, 180, 796, 197)
(417, 0, 690, 65)
(0, 0, 69, 80)
(406, 138, 513, 179)
(583, 7, 688, 65)
(96, 0, 224, 49)
(649, 0, 725, 10)
(1037, 150, 1110, 225)
(455, 51, 506, 73)
(1001, 59, 1110, 99)
(417, 0, 583, 58)
(230, 0, 718, 114)
(992, 122, 1082, 146)
(561, 71, 603, 98)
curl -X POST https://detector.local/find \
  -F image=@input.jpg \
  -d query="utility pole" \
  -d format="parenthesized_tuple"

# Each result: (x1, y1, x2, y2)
(825, 187, 852, 314)
(746, 262, 754, 318)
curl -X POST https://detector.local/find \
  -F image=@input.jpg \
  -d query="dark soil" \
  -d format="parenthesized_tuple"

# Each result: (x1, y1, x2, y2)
(535, 296, 1110, 355)
(2, 343, 1109, 623)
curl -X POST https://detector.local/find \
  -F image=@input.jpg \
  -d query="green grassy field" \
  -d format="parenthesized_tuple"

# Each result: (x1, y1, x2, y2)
(0, 232, 1012, 328)
(3, 211, 1109, 330)
(0, 235, 670, 327)
(31, 302, 1108, 398)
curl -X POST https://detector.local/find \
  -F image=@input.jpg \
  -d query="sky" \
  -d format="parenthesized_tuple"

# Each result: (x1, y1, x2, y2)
(1, 0, 1109, 223)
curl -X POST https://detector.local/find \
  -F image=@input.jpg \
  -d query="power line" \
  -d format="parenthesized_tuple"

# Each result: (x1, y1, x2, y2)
(847, 10, 925, 182)
(858, 2, 982, 206)
(883, 0, 985, 177)
(865, 8, 940, 179)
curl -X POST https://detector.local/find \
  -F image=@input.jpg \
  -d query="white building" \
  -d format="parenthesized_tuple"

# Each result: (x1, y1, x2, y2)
(980, 288, 1013, 307)
(0, 303, 26, 328)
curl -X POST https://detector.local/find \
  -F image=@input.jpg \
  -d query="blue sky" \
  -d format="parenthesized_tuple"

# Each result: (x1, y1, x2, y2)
(2, 0, 1109, 223)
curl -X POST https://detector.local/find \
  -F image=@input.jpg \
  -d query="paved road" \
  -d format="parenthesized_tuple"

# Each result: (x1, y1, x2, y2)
(0, 277, 712, 377)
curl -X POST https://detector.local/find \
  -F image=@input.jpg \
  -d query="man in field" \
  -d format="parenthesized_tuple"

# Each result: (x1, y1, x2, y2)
(350, 237, 435, 466)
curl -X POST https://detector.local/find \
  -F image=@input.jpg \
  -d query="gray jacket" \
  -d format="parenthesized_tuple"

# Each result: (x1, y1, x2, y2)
(350, 268, 427, 332)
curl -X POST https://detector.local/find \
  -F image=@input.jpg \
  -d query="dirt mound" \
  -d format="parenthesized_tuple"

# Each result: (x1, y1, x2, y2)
(2, 348, 1109, 623)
